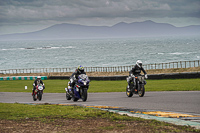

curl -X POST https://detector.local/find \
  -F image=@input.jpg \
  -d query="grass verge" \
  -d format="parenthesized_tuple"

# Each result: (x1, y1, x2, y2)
(0, 79, 200, 93)
(0, 103, 199, 133)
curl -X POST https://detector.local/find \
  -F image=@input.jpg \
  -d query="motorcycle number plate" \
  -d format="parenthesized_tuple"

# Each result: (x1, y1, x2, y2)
(38, 86, 43, 90)
(76, 88, 79, 91)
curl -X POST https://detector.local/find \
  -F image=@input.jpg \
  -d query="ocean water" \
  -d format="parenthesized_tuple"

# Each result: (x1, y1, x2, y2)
(0, 36, 200, 70)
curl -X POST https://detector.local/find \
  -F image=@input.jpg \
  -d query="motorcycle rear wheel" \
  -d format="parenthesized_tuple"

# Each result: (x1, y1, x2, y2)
(126, 85, 133, 97)
(72, 97, 78, 102)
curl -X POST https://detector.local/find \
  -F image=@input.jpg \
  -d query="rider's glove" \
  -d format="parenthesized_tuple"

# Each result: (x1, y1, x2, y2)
(145, 74, 148, 79)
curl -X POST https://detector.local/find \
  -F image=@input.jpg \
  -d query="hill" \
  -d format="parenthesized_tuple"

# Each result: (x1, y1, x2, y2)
(0, 20, 200, 40)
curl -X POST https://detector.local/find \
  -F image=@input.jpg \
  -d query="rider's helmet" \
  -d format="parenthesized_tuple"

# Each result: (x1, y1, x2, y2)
(77, 65, 84, 73)
(37, 76, 41, 80)
(136, 60, 142, 68)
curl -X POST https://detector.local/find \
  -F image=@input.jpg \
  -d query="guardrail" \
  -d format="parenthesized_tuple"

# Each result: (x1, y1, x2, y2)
(0, 60, 199, 74)
(143, 60, 200, 70)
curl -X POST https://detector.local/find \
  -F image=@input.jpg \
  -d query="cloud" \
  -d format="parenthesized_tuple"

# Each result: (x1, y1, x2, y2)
(0, 0, 200, 34)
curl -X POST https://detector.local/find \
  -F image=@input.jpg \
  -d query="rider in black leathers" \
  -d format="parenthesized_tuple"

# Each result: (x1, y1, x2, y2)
(32, 76, 45, 95)
(69, 65, 86, 90)
(127, 60, 148, 88)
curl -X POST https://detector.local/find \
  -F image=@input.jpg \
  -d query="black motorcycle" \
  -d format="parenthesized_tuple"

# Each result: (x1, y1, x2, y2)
(126, 75, 146, 97)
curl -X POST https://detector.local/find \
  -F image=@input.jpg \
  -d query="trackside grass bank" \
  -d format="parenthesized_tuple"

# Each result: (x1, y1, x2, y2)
(0, 79, 200, 93)
(0, 103, 199, 132)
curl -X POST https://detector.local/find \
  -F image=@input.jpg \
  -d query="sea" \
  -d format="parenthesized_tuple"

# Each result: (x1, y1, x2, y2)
(0, 35, 200, 70)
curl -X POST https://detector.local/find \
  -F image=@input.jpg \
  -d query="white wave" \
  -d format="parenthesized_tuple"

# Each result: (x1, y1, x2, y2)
(49, 47, 59, 49)
(0, 46, 75, 51)
(169, 52, 184, 55)
(61, 46, 75, 49)
(3, 47, 35, 50)
(0, 48, 8, 51)
(169, 52, 197, 55)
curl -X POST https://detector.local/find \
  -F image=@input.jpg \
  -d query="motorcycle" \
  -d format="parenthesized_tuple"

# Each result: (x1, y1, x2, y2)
(65, 74, 90, 102)
(126, 74, 146, 97)
(33, 83, 44, 101)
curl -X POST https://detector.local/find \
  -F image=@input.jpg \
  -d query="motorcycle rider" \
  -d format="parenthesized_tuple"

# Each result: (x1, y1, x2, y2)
(127, 60, 148, 89)
(69, 65, 86, 92)
(32, 76, 45, 96)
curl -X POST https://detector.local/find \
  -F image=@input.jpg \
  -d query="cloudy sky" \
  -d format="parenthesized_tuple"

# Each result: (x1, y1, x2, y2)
(0, 0, 200, 35)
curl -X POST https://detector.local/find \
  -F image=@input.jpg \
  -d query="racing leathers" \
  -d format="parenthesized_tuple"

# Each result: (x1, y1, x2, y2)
(129, 64, 147, 76)
(32, 79, 45, 95)
(127, 64, 147, 88)
(69, 69, 86, 91)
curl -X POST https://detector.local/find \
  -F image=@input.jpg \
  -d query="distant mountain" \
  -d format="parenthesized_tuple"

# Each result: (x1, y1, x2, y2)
(0, 20, 200, 40)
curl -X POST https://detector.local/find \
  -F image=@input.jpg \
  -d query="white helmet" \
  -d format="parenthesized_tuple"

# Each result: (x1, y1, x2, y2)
(37, 76, 41, 79)
(136, 60, 142, 68)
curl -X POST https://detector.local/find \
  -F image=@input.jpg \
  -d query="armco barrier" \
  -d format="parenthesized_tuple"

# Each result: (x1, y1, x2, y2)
(48, 76, 126, 80)
(148, 72, 200, 79)
(0, 76, 47, 81)
(48, 72, 200, 80)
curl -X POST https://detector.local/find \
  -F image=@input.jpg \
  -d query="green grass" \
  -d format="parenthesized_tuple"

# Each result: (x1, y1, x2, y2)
(0, 103, 199, 132)
(147, 78, 200, 91)
(0, 79, 200, 93)
(0, 103, 121, 120)
(0, 103, 145, 122)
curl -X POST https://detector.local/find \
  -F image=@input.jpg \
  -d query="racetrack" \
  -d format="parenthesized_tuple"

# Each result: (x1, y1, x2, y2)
(0, 91, 200, 114)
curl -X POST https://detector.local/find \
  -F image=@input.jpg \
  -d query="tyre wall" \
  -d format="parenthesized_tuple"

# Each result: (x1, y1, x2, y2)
(0, 76, 47, 81)
(49, 72, 200, 80)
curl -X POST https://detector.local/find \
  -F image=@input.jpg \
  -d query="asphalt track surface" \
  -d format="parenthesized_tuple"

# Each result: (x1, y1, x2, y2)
(0, 91, 200, 114)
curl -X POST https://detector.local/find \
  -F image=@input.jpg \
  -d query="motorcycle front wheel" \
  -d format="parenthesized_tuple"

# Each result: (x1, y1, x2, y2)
(66, 92, 71, 100)
(81, 88, 88, 102)
(33, 94, 37, 101)
(126, 85, 133, 97)
(138, 85, 145, 97)
(38, 91, 42, 101)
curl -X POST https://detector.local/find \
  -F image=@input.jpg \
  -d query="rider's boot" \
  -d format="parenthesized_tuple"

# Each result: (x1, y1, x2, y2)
(133, 79, 137, 92)
(127, 84, 130, 91)
(32, 89, 34, 96)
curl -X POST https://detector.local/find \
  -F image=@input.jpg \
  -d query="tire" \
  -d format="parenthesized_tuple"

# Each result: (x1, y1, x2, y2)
(126, 85, 133, 97)
(138, 85, 145, 97)
(38, 91, 42, 101)
(33, 94, 37, 101)
(72, 96, 78, 102)
(66, 92, 71, 100)
(81, 88, 88, 102)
